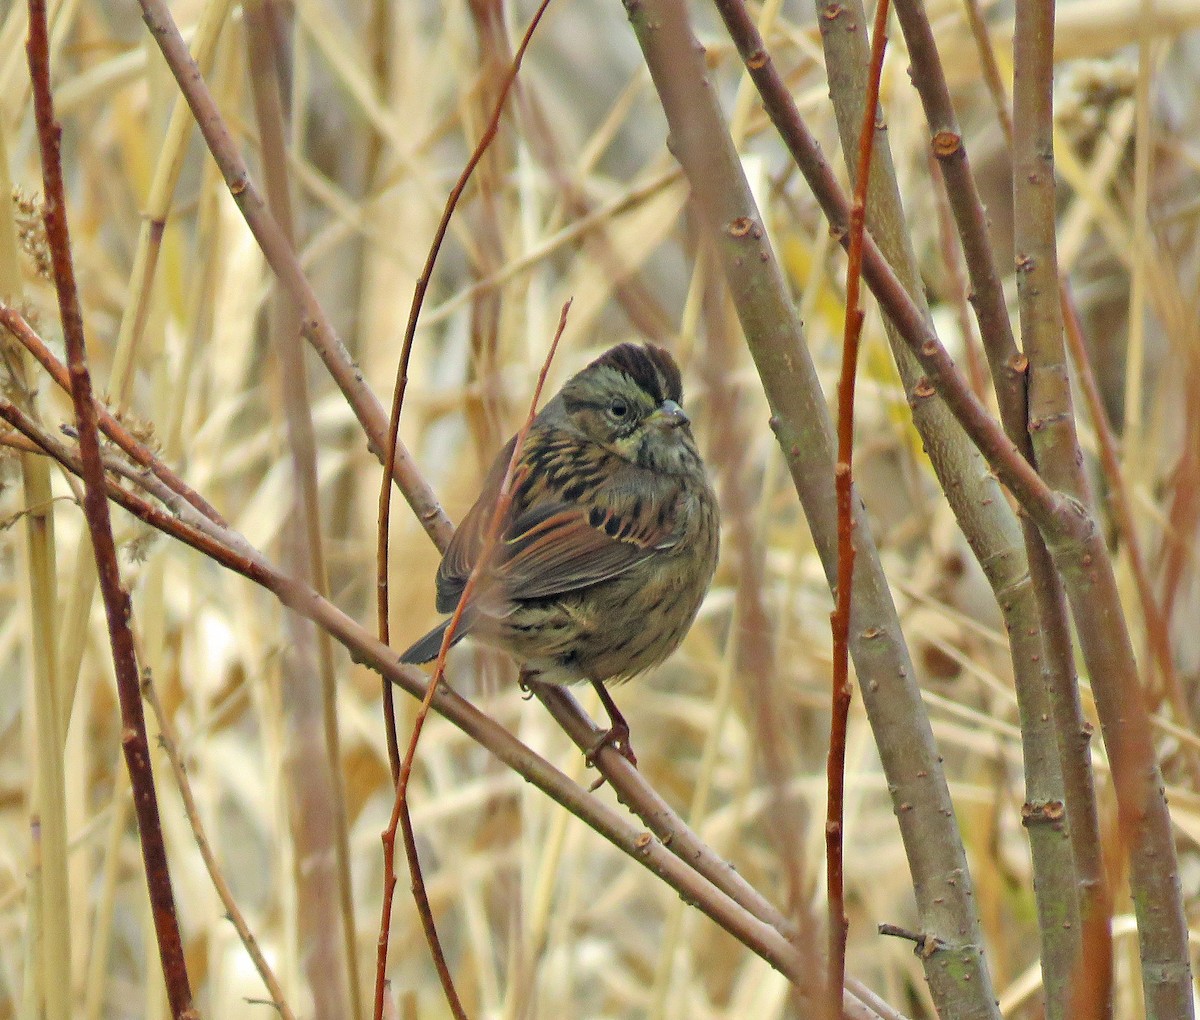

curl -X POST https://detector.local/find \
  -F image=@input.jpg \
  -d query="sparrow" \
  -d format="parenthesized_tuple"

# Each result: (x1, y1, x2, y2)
(401, 342, 719, 766)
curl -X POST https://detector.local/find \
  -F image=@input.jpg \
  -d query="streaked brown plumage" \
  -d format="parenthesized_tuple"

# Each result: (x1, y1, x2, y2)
(400, 342, 719, 763)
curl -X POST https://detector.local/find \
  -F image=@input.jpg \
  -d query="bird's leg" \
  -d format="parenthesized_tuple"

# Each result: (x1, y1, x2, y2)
(521, 668, 637, 788)
(585, 679, 638, 771)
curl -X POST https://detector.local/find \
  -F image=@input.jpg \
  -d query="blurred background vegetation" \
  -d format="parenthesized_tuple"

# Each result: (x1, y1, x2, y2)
(2, 0, 1200, 1016)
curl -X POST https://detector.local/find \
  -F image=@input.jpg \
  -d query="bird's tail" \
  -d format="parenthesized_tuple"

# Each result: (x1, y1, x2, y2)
(399, 613, 472, 665)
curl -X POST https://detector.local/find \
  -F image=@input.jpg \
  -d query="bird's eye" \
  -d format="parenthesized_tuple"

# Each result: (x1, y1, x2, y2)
(608, 398, 629, 418)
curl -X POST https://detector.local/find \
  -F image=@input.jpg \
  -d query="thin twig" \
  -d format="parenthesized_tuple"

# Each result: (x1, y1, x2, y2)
(378, 301, 569, 1020)
(25, 2, 194, 1015)
(372, 5, 553, 1015)
(829, 3, 889, 1013)
(375, 0, 552, 777)
(144, 676, 297, 1020)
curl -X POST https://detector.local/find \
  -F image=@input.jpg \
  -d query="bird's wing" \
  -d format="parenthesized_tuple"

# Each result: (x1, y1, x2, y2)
(434, 435, 518, 613)
(495, 484, 681, 601)
(435, 447, 682, 610)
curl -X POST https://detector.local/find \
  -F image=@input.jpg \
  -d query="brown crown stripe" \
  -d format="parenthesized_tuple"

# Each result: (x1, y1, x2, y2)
(590, 343, 683, 406)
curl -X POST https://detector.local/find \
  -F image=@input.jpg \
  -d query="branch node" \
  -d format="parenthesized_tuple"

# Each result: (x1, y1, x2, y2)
(878, 922, 945, 959)
(931, 130, 961, 158)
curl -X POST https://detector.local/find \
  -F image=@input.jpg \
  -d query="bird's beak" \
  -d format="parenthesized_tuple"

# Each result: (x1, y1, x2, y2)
(649, 399, 689, 429)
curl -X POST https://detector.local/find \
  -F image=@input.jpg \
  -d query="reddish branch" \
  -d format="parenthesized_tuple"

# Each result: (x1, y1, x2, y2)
(828, 2, 890, 1015)
(376, 0, 552, 780)
(25, 2, 195, 1016)
(375, 303, 569, 1020)
(371, 4, 553, 1015)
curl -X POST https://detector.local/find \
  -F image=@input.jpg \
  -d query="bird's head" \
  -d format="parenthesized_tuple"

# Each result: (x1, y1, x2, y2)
(559, 343, 699, 474)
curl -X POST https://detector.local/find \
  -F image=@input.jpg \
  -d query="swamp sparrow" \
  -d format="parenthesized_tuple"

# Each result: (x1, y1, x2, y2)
(400, 343, 719, 765)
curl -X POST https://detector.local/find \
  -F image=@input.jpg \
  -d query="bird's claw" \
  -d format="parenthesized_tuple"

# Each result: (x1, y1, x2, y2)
(585, 722, 638, 790)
